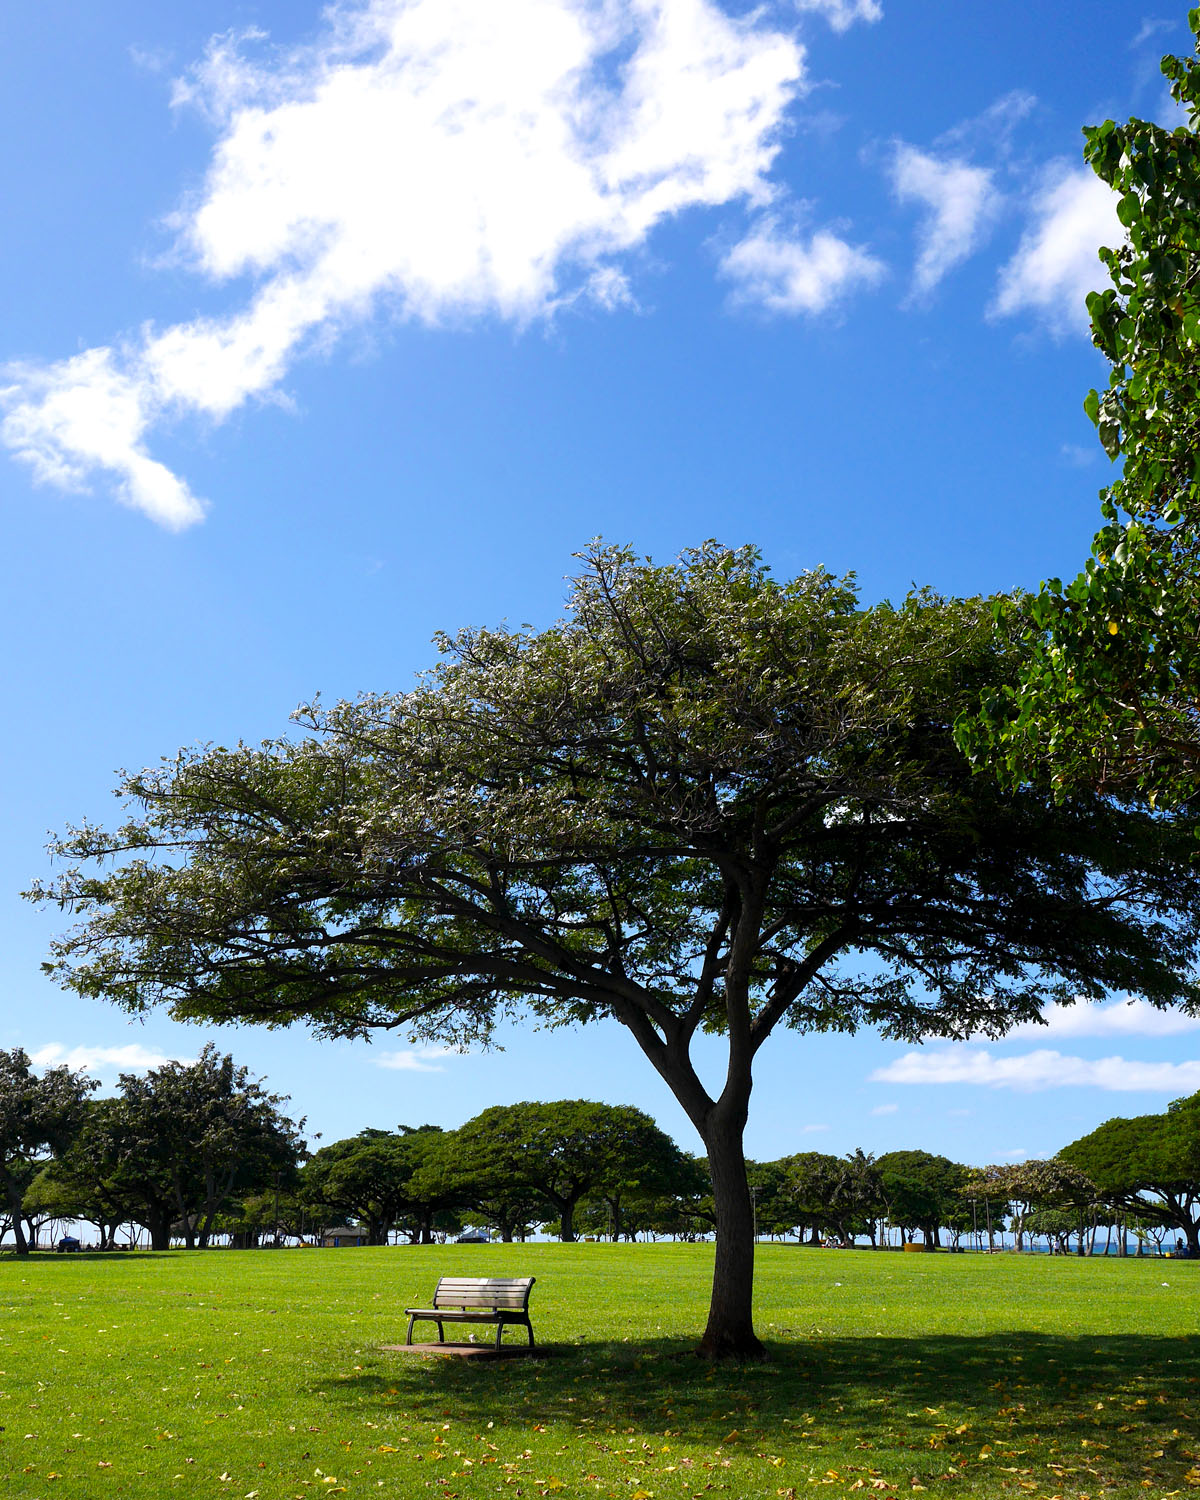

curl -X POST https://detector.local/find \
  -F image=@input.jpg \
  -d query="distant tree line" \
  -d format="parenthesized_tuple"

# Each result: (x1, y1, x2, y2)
(3, 1045, 303, 1253)
(5, 1042, 1200, 1258)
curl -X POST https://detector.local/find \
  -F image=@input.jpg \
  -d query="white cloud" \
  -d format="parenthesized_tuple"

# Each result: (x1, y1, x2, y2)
(935, 90, 1036, 158)
(889, 144, 999, 297)
(1, 351, 207, 531)
(872, 1047, 1200, 1093)
(29, 1043, 187, 1076)
(376, 1046, 460, 1072)
(792, 0, 882, 33)
(2, 0, 807, 527)
(801, 1122, 831, 1133)
(1131, 18, 1176, 48)
(870, 1103, 898, 1115)
(1006, 998, 1200, 1042)
(991, 163, 1122, 335)
(721, 217, 885, 313)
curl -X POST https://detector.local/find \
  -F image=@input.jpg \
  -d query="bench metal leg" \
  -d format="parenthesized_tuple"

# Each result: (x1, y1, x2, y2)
(495, 1321, 504, 1349)
(436, 1320, 445, 1343)
(406, 1314, 416, 1346)
(526, 1321, 535, 1348)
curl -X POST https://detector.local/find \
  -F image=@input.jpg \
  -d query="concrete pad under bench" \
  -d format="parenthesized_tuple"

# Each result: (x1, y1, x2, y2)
(380, 1340, 541, 1360)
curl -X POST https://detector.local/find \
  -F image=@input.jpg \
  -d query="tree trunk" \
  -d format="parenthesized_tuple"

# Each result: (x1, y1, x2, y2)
(696, 1115, 763, 1360)
(1186, 1220, 1200, 1257)
(172, 1175, 196, 1250)
(4, 1179, 28, 1256)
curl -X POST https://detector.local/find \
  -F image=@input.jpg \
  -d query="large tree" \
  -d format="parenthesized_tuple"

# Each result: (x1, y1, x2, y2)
(780, 1151, 849, 1245)
(302, 1127, 448, 1244)
(1060, 1094, 1200, 1254)
(430, 1100, 683, 1242)
(876, 1150, 967, 1248)
(112, 1046, 304, 1249)
(30, 544, 1200, 1354)
(962, 15, 1200, 800)
(0, 1048, 94, 1255)
(964, 1160, 1096, 1253)
(23, 1098, 142, 1249)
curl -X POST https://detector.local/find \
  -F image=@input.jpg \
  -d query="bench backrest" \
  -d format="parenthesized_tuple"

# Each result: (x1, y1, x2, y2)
(432, 1276, 535, 1310)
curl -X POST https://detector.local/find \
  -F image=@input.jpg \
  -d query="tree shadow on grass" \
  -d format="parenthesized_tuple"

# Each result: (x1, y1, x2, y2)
(326, 1333, 1200, 1490)
(7, 1250, 177, 1262)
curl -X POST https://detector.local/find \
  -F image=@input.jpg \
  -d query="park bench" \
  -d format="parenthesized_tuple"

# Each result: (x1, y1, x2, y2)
(404, 1276, 536, 1349)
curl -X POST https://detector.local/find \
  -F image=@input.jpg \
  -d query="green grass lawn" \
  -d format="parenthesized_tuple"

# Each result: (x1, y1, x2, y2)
(3, 1243, 1198, 1500)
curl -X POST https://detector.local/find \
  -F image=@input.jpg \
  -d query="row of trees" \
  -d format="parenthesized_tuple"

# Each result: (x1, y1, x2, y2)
(3, 1045, 303, 1253)
(1, 1058, 705, 1253)
(752, 1092, 1200, 1257)
(12, 1027, 1200, 1260)
(299, 1100, 701, 1246)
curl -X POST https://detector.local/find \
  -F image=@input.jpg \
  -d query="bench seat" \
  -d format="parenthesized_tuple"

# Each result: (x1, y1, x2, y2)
(404, 1276, 536, 1349)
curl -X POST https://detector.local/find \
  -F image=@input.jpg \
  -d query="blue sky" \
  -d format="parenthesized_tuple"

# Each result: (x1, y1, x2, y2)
(3, 0, 1199, 1170)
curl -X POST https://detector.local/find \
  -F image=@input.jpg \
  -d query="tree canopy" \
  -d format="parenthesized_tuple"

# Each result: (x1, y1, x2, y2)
(0, 1048, 94, 1255)
(876, 1150, 967, 1248)
(1060, 1093, 1200, 1253)
(31, 543, 1200, 1353)
(24, 1098, 141, 1249)
(302, 1127, 449, 1245)
(108, 1046, 305, 1249)
(424, 1099, 686, 1242)
(964, 1160, 1096, 1252)
(961, 14, 1200, 799)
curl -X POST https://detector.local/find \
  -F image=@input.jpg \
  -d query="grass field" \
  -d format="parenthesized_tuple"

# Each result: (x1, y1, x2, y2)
(2, 1243, 1198, 1500)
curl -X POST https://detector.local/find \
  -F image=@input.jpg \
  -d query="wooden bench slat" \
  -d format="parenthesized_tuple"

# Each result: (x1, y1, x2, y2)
(436, 1281, 531, 1291)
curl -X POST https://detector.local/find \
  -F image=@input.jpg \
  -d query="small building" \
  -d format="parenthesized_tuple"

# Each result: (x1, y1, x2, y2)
(322, 1227, 369, 1247)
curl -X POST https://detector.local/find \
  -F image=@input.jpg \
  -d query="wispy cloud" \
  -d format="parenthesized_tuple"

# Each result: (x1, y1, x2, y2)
(376, 1046, 460, 1073)
(873, 1047, 1200, 1093)
(889, 143, 1000, 298)
(721, 217, 885, 314)
(1005, 998, 1200, 1042)
(1060, 441, 1097, 468)
(1131, 17, 1177, 48)
(991, 163, 1122, 335)
(1, 0, 808, 528)
(801, 1122, 832, 1133)
(870, 1103, 898, 1116)
(935, 90, 1037, 159)
(29, 1043, 187, 1076)
(791, 0, 882, 33)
